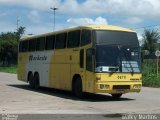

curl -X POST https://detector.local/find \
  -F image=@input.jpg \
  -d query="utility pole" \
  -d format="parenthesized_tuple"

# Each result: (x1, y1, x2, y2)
(50, 7, 58, 31)
(17, 16, 20, 31)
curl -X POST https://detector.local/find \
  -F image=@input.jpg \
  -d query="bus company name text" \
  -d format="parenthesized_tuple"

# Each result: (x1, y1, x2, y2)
(29, 55, 47, 61)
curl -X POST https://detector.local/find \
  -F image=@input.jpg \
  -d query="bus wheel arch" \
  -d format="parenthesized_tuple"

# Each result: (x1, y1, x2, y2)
(34, 72, 40, 89)
(72, 74, 83, 98)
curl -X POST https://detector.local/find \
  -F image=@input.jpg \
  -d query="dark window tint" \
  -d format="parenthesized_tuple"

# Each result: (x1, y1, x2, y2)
(86, 48, 93, 71)
(67, 30, 80, 48)
(29, 39, 36, 52)
(45, 35, 55, 50)
(94, 30, 139, 46)
(19, 41, 28, 52)
(81, 30, 91, 46)
(80, 49, 84, 68)
(55, 33, 66, 49)
(36, 37, 45, 51)
(22, 40, 28, 52)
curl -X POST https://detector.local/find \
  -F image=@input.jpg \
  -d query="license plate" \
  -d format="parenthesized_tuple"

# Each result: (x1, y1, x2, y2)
(116, 90, 125, 93)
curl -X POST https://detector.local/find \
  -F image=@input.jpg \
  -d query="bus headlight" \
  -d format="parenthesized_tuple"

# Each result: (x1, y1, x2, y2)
(100, 84, 109, 89)
(105, 85, 109, 89)
(133, 84, 141, 89)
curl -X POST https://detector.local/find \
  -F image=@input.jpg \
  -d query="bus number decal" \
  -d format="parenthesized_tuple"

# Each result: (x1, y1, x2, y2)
(117, 76, 126, 79)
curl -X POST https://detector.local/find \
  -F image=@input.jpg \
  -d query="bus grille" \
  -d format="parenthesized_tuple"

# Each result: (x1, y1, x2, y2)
(113, 85, 130, 90)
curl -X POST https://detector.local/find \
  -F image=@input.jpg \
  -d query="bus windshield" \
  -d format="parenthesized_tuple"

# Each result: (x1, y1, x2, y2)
(94, 30, 141, 73)
(95, 45, 141, 73)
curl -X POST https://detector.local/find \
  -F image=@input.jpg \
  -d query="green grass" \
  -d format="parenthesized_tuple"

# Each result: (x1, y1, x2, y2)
(142, 59, 160, 87)
(0, 66, 17, 74)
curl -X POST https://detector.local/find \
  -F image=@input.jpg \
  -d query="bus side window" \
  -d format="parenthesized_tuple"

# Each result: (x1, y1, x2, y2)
(80, 49, 84, 68)
(19, 41, 28, 52)
(81, 30, 91, 46)
(45, 35, 55, 50)
(29, 39, 36, 52)
(86, 48, 93, 71)
(36, 37, 45, 51)
(55, 33, 67, 49)
(23, 41, 28, 52)
(67, 30, 80, 48)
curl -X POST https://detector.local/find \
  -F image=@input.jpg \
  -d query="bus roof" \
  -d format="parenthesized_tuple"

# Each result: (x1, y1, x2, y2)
(20, 25, 135, 41)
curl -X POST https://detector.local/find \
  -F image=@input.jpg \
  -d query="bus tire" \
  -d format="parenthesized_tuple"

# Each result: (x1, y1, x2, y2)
(74, 77, 83, 98)
(28, 73, 34, 89)
(111, 94, 122, 98)
(34, 73, 40, 89)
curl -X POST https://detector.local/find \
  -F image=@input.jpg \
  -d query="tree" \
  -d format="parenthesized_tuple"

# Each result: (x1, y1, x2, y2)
(0, 32, 18, 66)
(16, 26, 25, 41)
(0, 26, 26, 66)
(142, 29, 160, 54)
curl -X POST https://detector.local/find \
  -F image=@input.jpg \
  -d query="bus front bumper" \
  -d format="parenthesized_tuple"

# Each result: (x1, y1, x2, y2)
(94, 81, 142, 94)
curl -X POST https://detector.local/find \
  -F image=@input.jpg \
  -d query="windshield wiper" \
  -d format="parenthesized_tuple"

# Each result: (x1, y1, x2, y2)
(121, 48, 134, 74)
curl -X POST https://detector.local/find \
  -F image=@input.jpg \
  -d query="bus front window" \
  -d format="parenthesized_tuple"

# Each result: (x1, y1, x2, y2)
(95, 45, 141, 73)
(94, 30, 141, 73)
(95, 45, 121, 72)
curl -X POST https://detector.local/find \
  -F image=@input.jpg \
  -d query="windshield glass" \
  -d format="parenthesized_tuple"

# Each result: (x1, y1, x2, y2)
(94, 30, 139, 46)
(94, 30, 141, 73)
(95, 45, 141, 73)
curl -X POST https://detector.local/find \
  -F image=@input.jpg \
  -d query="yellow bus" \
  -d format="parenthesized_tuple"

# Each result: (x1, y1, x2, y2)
(18, 25, 142, 98)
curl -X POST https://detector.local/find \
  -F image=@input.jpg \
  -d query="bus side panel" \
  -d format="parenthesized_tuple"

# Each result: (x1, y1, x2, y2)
(18, 53, 29, 82)
(49, 49, 71, 90)
(25, 52, 52, 87)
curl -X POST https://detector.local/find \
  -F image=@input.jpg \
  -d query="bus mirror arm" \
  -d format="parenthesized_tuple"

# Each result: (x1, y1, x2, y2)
(92, 48, 95, 55)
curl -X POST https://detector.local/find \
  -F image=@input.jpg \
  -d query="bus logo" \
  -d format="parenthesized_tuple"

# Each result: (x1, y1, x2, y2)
(29, 55, 47, 61)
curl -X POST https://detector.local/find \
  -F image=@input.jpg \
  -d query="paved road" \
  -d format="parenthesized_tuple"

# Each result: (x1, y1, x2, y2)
(0, 72, 160, 119)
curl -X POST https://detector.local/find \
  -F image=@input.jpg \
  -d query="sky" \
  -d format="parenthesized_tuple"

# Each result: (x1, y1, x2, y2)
(0, 0, 160, 44)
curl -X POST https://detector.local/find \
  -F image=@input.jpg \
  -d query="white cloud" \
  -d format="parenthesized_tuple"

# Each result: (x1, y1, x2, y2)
(1, 0, 160, 18)
(0, 0, 61, 11)
(26, 25, 51, 35)
(27, 10, 41, 23)
(61, 0, 160, 18)
(1, 0, 160, 36)
(67, 16, 108, 26)
(0, 21, 16, 33)
(125, 17, 143, 25)
(0, 12, 7, 18)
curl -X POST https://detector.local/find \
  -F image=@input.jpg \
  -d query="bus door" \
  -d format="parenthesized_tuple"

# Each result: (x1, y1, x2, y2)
(85, 48, 95, 93)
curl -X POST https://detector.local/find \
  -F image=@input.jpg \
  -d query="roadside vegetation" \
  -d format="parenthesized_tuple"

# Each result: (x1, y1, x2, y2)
(0, 66, 17, 74)
(0, 26, 25, 74)
(141, 29, 160, 87)
(0, 26, 25, 66)
(142, 60, 160, 87)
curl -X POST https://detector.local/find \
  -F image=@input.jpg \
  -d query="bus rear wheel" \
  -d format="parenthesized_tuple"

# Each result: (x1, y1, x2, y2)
(29, 73, 34, 89)
(111, 94, 122, 98)
(74, 77, 83, 98)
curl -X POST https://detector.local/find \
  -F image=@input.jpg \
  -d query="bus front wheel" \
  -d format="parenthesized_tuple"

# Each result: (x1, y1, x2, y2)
(74, 77, 83, 98)
(111, 94, 122, 98)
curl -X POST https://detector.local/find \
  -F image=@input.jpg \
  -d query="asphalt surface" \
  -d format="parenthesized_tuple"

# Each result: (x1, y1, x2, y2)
(0, 72, 160, 120)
